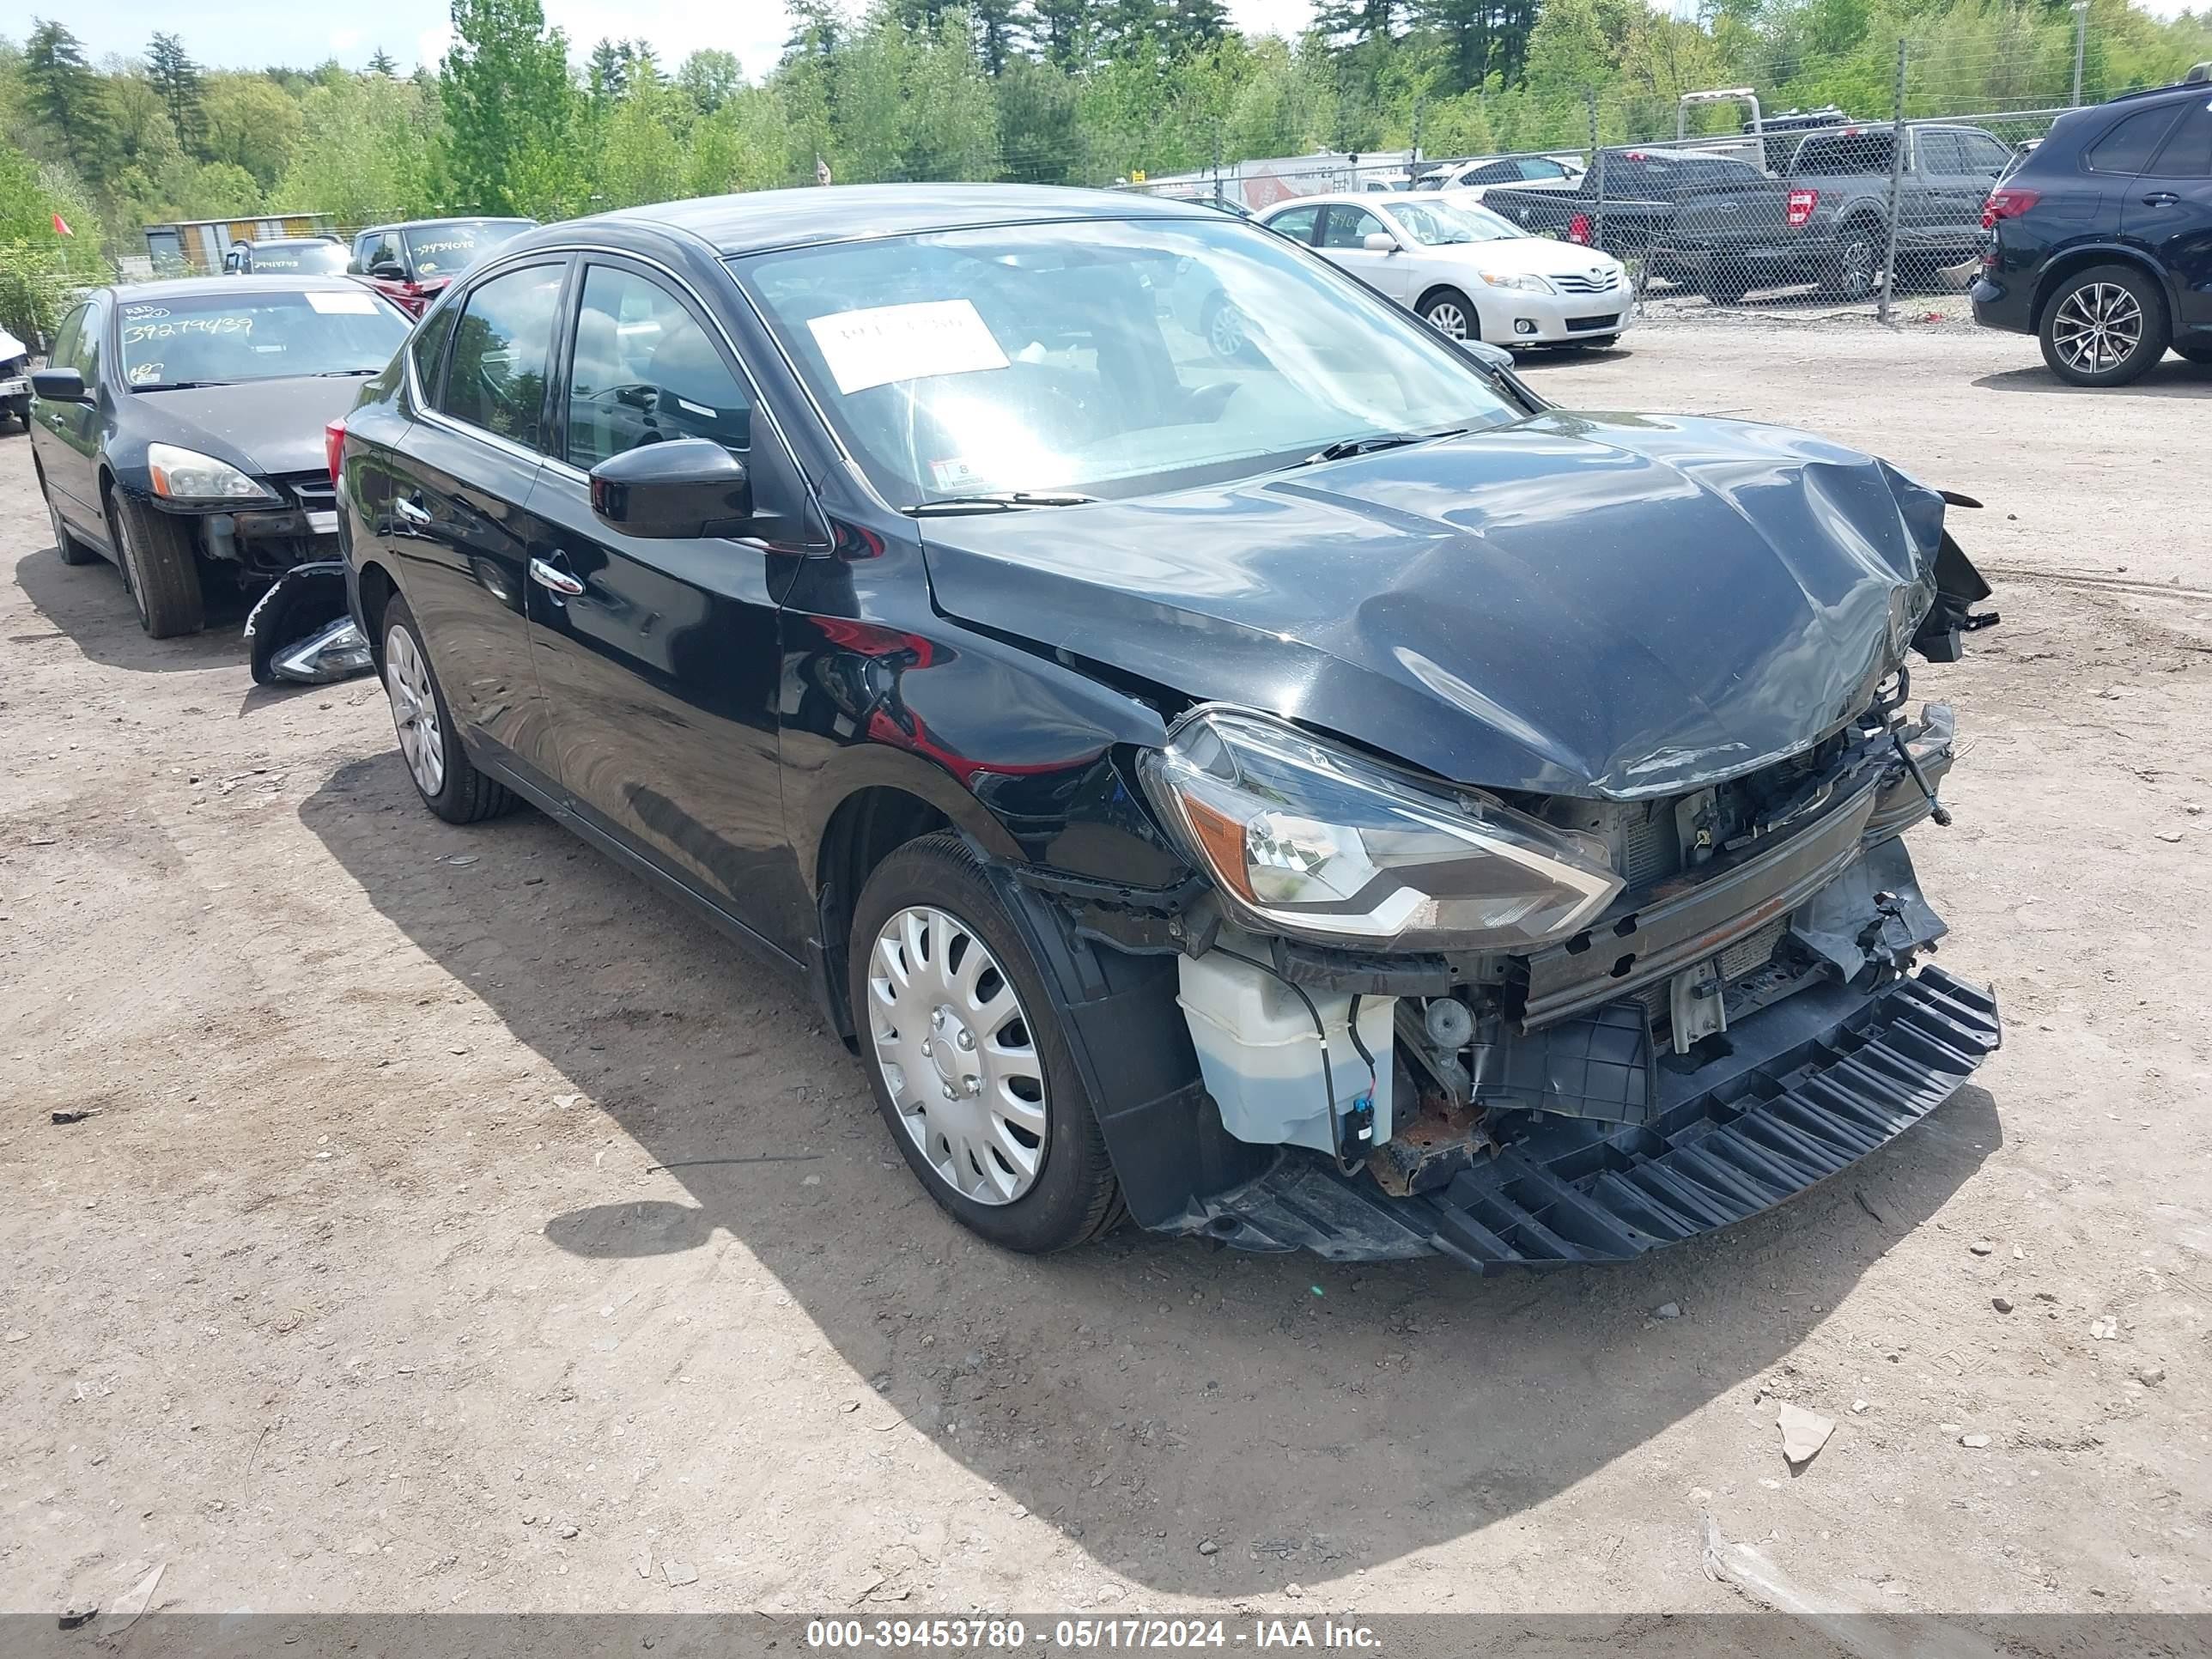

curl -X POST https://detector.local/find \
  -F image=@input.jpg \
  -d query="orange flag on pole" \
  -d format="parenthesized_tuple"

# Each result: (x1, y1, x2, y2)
(52, 212, 72, 236)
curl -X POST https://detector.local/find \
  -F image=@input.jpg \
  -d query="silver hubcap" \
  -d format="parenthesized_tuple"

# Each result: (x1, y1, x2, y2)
(866, 905, 1047, 1206)
(2052, 283, 2142, 374)
(1427, 301, 1469, 339)
(385, 623, 446, 799)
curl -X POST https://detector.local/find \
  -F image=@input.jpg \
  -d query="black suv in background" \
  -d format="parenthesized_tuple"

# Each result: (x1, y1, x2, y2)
(1972, 74, 2212, 385)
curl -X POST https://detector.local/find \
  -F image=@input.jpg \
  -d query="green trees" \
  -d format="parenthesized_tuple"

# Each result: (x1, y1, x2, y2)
(147, 33, 206, 149)
(3, 0, 2211, 270)
(21, 20, 111, 182)
(439, 0, 583, 217)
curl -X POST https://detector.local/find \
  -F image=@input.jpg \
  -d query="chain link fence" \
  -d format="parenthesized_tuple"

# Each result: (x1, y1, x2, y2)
(1121, 40, 2098, 332)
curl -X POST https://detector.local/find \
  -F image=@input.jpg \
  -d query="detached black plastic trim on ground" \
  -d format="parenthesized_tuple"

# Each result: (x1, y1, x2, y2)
(1185, 964, 2001, 1271)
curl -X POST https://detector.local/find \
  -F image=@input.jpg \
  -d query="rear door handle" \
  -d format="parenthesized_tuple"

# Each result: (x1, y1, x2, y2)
(2142, 191, 2179, 205)
(393, 495, 432, 526)
(529, 557, 585, 598)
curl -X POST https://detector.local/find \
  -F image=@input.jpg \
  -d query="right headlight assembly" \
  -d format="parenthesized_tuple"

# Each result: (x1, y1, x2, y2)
(1137, 707, 1623, 952)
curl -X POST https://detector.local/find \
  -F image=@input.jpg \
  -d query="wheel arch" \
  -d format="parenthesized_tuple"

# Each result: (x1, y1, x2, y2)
(355, 556, 399, 668)
(2029, 246, 2169, 334)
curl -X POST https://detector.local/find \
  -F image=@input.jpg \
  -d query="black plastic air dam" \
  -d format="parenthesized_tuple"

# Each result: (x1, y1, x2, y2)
(1176, 964, 2000, 1272)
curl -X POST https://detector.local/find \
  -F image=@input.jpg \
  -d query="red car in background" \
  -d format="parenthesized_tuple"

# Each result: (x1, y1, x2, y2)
(348, 217, 537, 316)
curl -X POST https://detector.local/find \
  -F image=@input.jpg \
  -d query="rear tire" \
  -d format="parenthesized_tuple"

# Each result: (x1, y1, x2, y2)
(107, 489, 206, 638)
(1418, 287, 1478, 341)
(380, 593, 520, 824)
(2039, 264, 2169, 387)
(1823, 220, 1884, 301)
(848, 833, 1123, 1254)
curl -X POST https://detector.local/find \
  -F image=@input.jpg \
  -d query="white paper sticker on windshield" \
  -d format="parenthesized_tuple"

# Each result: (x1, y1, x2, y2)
(306, 289, 380, 315)
(806, 300, 1008, 395)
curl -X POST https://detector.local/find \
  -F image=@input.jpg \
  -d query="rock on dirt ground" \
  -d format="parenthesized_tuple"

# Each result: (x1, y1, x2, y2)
(2, 325, 2209, 1620)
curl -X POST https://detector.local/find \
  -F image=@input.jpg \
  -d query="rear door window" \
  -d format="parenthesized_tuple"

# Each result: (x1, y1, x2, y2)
(1917, 131, 1966, 173)
(438, 262, 566, 452)
(2147, 100, 2212, 177)
(1319, 206, 1387, 248)
(1957, 130, 2014, 171)
(2084, 104, 2185, 174)
(1263, 204, 1321, 243)
(1516, 157, 1567, 180)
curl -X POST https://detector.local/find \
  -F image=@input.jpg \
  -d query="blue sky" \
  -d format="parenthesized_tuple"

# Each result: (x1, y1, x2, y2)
(7, 0, 2196, 77)
(7, 1, 1324, 76)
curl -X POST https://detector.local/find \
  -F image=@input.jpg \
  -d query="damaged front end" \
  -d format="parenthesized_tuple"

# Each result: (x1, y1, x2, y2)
(1095, 577, 2001, 1272)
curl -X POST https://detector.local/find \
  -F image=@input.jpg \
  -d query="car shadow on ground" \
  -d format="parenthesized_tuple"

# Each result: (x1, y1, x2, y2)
(1973, 359, 2212, 395)
(11, 546, 252, 672)
(299, 749, 2001, 1595)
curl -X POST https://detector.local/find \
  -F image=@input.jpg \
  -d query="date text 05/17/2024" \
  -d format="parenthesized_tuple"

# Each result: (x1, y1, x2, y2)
(803, 1619, 1384, 1650)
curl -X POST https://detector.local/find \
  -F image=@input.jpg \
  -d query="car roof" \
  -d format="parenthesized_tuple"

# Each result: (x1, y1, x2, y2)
(553, 184, 1215, 258)
(357, 216, 535, 234)
(100, 275, 375, 301)
(1258, 193, 1382, 211)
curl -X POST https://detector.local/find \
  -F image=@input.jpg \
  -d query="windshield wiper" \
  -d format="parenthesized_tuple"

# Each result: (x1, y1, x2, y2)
(1297, 427, 1469, 467)
(131, 380, 232, 392)
(907, 491, 1099, 516)
(315, 367, 380, 377)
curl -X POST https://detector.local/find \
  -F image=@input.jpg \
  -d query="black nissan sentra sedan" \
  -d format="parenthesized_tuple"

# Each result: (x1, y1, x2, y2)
(32, 275, 414, 637)
(328, 184, 2002, 1271)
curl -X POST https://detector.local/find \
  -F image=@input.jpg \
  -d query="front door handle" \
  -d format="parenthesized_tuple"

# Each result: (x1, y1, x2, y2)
(392, 495, 433, 526)
(2142, 191, 2179, 206)
(529, 557, 585, 598)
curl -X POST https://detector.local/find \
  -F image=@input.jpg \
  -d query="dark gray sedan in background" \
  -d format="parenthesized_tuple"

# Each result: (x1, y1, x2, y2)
(30, 274, 412, 637)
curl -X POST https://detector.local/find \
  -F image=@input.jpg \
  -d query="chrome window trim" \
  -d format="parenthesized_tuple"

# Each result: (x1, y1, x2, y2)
(403, 240, 822, 531)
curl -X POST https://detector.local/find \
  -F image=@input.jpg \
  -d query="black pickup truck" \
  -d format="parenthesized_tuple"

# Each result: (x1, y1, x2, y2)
(1483, 146, 1813, 301)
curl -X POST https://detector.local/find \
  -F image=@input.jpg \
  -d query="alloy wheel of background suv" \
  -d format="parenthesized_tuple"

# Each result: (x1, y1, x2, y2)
(2039, 264, 2170, 386)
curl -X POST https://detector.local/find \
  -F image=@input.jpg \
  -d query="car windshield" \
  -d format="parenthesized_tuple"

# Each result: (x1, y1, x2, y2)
(734, 216, 1521, 508)
(1384, 200, 1524, 245)
(117, 289, 410, 389)
(403, 221, 532, 276)
(251, 242, 348, 274)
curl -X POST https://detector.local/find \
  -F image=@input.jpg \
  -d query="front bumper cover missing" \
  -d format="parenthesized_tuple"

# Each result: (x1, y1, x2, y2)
(1181, 964, 2000, 1272)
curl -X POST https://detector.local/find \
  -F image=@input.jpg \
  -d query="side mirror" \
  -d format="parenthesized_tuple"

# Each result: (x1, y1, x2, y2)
(1461, 340, 1516, 371)
(31, 368, 88, 404)
(589, 438, 756, 538)
(1363, 232, 1401, 253)
(369, 261, 407, 281)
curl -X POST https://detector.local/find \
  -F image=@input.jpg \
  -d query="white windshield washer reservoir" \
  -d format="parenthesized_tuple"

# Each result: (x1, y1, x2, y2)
(1177, 945, 1395, 1157)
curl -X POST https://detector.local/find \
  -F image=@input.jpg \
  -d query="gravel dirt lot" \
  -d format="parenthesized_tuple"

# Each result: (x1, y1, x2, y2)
(3, 322, 2209, 1626)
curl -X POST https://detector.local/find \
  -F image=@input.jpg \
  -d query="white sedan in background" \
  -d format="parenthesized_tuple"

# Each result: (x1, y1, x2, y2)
(1257, 193, 1633, 350)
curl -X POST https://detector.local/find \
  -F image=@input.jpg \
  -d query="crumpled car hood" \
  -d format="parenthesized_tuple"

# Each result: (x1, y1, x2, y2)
(919, 411, 1948, 799)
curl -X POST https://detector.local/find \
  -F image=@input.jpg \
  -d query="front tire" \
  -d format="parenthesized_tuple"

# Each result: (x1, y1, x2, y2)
(1419, 287, 1478, 340)
(2040, 264, 2169, 386)
(380, 594, 520, 823)
(107, 490, 205, 638)
(38, 465, 96, 566)
(848, 834, 1122, 1254)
